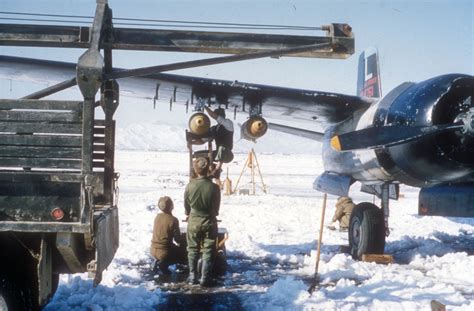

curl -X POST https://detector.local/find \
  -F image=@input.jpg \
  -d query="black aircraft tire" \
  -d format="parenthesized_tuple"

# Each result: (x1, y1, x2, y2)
(348, 202, 386, 260)
(0, 276, 33, 311)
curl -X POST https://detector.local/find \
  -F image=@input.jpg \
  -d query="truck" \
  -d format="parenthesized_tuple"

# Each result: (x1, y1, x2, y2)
(0, 85, 120, 309)
(0, 1, 121, 308)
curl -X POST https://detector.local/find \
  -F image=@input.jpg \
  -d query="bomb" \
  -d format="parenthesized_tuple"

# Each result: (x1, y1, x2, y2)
(241, 116, 268, 141)
(188, 112, 210, 136)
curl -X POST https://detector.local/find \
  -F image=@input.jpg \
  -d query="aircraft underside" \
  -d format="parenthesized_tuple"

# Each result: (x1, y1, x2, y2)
(315, 73, 474, 259)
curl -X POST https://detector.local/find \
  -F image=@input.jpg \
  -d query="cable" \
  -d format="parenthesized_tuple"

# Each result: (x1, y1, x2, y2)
(0, 10, 321, 31)
(0, 11, 92, 20)
(112, 22, 318, 31)
(0, 17, 92, 25)
(112, 16, 322, 31)
(0, 17, 317, 31)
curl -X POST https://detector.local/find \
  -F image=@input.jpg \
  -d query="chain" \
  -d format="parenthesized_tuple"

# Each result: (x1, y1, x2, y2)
(113, 172, 120, 207)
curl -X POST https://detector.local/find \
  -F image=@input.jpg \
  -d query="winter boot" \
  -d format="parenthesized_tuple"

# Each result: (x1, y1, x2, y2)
(199, 259, 215, 287)
(152, 260, 171, 275)
(187, 255, 199, 285)
(152, 260, 160, 274)
(158, 262, 171, 275)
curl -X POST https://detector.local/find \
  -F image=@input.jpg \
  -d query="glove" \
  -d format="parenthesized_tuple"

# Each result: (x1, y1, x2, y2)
(327, 221, 337, 231)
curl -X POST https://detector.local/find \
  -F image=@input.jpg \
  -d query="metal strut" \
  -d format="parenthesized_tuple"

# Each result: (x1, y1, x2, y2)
(106, 42, 332, 80)
(381, 183, 390, 236)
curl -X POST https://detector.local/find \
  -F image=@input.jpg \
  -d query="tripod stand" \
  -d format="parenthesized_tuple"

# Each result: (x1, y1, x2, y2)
(233, 148, 267, 195)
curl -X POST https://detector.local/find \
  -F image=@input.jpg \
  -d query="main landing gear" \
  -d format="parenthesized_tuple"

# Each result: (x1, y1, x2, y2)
(348, 202, 385, 259)
(348, 184, 391, 260)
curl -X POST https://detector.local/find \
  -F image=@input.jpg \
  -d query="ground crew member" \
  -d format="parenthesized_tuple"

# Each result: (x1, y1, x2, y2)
(328, 196, 355, 231)
(184, 157, 221, 286)
(150, 196, 185, 274)
(204, 106, 234, 178)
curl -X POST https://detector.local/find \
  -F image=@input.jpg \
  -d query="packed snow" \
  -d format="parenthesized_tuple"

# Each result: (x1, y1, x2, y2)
(43, 117, 474, 310)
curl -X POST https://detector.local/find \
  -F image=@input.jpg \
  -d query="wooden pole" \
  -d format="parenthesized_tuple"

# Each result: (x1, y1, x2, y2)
(308, 193, 327, 293)
(252, 149, 267, 193)
(224, 167, 233, 195)
(186, 131, 193, 181)
(250, 150, 255, 195)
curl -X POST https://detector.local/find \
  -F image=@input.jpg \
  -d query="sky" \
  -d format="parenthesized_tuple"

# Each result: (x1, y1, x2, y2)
(0, 0, 472, 105)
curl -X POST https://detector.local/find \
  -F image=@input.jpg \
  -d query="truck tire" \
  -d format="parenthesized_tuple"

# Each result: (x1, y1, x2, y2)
(348, 202, 385, 260)
(0, 276, 33, 311)
(52, 274, 60, 295)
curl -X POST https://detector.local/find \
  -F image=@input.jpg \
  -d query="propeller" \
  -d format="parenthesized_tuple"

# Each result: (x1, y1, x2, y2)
(331, 122, 465, 152)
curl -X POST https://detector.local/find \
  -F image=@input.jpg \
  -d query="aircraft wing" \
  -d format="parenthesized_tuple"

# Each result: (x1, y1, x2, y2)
(0, 55, 372, 128)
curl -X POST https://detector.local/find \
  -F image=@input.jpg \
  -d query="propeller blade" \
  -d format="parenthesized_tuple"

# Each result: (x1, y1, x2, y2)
(331, 122, 464, 151)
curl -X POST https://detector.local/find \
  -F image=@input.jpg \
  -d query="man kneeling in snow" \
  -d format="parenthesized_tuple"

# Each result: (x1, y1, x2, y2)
(328, 196, 355, 231)
(150, 196, 186, 274)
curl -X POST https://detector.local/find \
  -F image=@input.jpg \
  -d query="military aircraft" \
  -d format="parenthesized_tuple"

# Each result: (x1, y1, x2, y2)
(0, 24, 473, 262)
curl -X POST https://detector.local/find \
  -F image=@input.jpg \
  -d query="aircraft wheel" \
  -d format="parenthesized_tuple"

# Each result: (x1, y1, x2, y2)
(348, 202, 385, 260)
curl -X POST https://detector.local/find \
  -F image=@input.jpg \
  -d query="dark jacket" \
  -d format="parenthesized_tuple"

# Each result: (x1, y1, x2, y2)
(210, 115, 234, 150)
(211, 124, 233, 150)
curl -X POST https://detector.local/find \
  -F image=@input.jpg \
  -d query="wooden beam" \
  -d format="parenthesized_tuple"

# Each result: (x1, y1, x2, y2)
(0, 157, 81, 170)
(93, 145, 105, 152)
(0, 111, 81, 123)
(93, 127, 105, 135)
(92, 153, 105, 160)
(0, 134, 82, 147)
(361, 254, 394, 265)
(93, 136, 106, 144)
(0, 221, 90, 233)
(0, 146, 81, 159)
(0, 122, 82, 134)
(0, 171, 83, 183)
(0, 99, 82, 111)
(92, 161, 105, 168)
(0, 23, 354, 59)
(0, 24, 89, 48)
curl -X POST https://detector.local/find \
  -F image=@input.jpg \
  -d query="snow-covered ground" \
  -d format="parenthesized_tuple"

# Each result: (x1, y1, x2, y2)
(44, 122, 474, 310)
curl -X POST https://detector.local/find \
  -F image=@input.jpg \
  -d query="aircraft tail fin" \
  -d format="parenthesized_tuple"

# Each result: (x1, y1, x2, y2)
(357, 47, 382, 98)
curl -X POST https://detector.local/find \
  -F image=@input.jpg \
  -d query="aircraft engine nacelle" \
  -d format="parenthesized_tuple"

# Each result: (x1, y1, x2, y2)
(325, 74, 474, 188)
(376, 74, 474, 186)
(241, 116, 268, 141)
(188, 112, 210, 136)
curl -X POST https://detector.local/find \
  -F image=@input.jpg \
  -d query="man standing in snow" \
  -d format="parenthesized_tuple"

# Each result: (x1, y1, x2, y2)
(150, 196, 185, 274)
(204, 106, 234, 178)
(184, 157, 221, 286)
(328, 196, 355, 231)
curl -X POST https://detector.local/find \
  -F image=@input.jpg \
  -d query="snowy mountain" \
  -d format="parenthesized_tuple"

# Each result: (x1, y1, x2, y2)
(116, 121, 322, 155)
